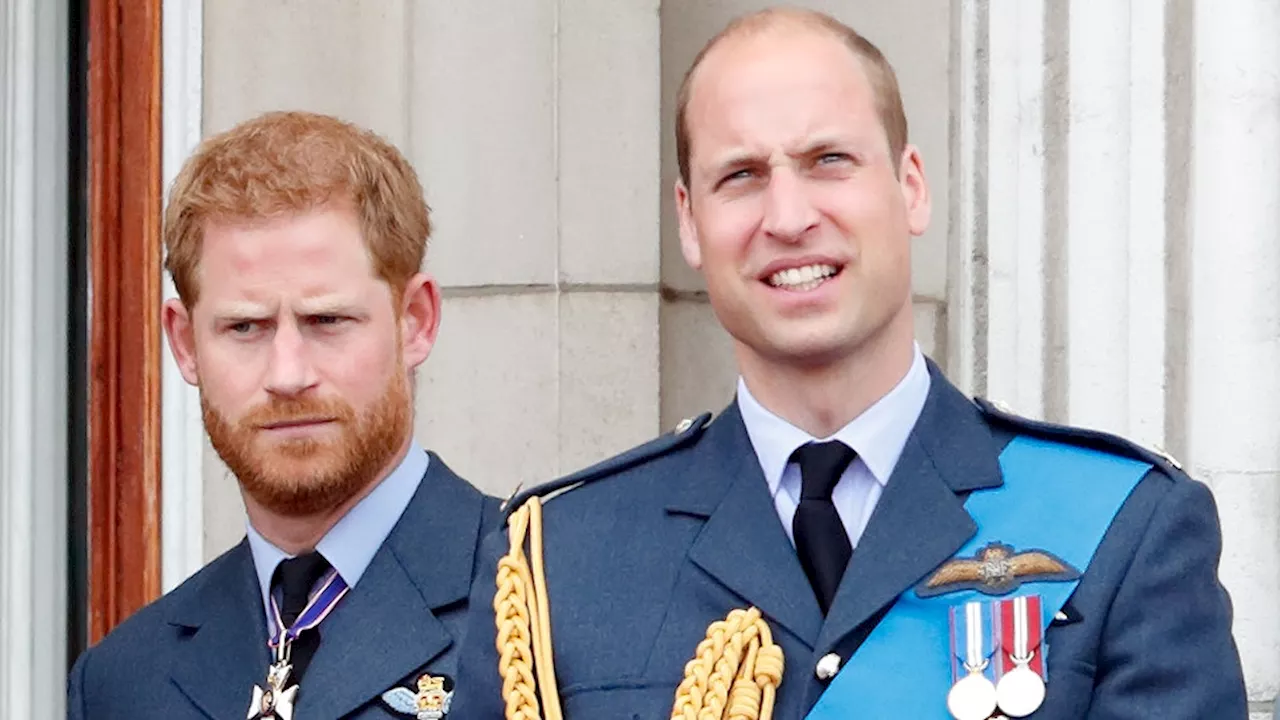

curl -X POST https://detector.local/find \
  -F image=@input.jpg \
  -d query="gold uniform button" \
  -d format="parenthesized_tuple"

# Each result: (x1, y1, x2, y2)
(815, 653, 841, 681)
(675, 417, 694, 434)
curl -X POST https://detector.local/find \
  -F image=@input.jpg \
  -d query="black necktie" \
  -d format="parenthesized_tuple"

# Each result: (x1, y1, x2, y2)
(791, 441, 856, 614)
(273, 551, 331, 686)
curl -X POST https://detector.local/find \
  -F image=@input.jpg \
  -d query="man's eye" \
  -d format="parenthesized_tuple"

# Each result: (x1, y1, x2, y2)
(229, 321, 255, 334)
(717, 169, 758, 190)
(818, 153, 850, 164)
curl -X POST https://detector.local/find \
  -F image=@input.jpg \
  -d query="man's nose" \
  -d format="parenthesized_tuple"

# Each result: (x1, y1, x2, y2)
(760, 168, 820, 243)
(263, 321, 318, 397)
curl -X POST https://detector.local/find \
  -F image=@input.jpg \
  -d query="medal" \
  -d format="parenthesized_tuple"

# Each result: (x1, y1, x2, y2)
(996, 667, 1044, 717)
(996, 595, 1046, 717)
(947, 672, 998, 720)
(248, 648, 298, 719)
(246, 568, 350, 719)
(947, 601, 998, 720)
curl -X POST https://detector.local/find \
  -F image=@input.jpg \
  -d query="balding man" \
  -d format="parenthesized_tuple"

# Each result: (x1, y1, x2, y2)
(451, 8, 1245, 719)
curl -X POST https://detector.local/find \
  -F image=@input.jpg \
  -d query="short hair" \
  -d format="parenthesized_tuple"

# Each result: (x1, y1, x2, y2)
(163, 110, 430, 306)
(674, 7, 908, 184)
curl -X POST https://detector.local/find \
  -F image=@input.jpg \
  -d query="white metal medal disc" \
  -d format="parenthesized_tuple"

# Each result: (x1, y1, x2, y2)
(947, 673, 999, 720)
(996, 665, 1046, 717)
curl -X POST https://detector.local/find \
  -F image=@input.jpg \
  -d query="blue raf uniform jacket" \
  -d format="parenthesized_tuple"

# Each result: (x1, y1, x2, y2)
(450, 361, 1247, 719)
(68, 454, 502, 720)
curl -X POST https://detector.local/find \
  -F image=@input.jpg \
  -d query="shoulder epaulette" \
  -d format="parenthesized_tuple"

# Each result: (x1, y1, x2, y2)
(500, 411, 714, 522)
(974, 397, 1186, 479)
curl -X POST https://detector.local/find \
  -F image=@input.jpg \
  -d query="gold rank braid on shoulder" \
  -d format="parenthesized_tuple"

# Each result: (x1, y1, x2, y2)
(494, 497, 785, 720)
(495, 497, 562, 720)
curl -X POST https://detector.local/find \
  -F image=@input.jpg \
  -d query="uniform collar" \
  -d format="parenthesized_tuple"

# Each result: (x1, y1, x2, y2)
(736, 344, 931, 497)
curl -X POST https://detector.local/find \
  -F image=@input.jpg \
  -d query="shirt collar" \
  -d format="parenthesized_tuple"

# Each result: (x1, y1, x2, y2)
(737, 345, 931, 496)
(246, 441, 430, 619)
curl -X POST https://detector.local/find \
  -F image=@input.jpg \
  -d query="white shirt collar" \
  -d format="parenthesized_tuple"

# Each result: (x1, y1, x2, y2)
(736, 345, 931, 497)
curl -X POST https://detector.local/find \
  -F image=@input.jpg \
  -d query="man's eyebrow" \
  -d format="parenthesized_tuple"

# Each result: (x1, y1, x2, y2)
(794, 139, 843, 157)
(210, 301, 273, 319)
(707, 150, 765, 174)
(294, 297, 363, 315)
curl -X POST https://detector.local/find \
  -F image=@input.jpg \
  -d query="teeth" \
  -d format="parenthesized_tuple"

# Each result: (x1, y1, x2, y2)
(768, 263, 838, 289)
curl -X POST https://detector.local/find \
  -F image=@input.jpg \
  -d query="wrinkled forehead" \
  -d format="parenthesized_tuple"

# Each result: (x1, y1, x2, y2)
(193, 208, 383, 305)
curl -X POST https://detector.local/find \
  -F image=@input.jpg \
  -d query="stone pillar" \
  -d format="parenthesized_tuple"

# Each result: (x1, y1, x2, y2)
(0, 0, 70, 715)
(160, 0, 206, 592)
(951, 0, 1280, 711)
(953, 0, 1169, 438)
(1189, 0, 1280, 711)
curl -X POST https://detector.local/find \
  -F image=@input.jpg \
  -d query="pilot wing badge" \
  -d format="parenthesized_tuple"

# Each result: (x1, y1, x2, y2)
(380, 673, 453, 719)
(917, 541, 1080, 598)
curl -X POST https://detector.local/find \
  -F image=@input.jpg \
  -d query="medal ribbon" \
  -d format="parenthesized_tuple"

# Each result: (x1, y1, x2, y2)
(998, 595, 1044, 677)
(950, 602, 996, 682)
(268, 568, 351, 650)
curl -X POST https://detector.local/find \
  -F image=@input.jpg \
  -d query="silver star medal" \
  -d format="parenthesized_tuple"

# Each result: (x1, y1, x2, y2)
(247, 658, 298, 720)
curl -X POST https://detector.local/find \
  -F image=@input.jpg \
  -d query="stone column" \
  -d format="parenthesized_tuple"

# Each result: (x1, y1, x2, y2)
(951, 0, 1280, 711)
(952, 0, 1169, 439)
(0, 0, 70, 715)
(160, 0, 206, 592)
(1189, 0, 1280, 711)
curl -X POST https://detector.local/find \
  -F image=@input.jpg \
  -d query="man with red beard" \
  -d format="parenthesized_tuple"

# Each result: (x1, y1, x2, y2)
(68, 111, 499, 720)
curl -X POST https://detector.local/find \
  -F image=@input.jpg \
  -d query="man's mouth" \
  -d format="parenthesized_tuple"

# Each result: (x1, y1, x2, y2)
(765, 263, 841, 292)
(259, 418, 336, 431)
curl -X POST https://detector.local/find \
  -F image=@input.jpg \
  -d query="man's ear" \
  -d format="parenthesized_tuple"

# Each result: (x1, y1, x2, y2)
(399, 272, 441, 371)
(161, 298, 201, 385)
(898, 144, 932, 237)
(676, 179, 703, 270)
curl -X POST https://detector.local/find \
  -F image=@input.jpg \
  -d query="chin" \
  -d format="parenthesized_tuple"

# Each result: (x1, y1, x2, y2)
(251, 443, 342, 475)
(246, 463, 366, 517)
(761, 322, 863, 362)
(779, 345, 855, 370)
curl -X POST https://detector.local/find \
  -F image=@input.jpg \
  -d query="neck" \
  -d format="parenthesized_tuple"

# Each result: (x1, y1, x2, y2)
(243, 435, 412, 556)
(738, 313, 916, 438)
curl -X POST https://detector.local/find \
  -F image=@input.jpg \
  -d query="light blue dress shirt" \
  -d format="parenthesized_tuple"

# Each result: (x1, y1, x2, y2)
(245, 441, 430, 629)
(736, 345, 931, 550)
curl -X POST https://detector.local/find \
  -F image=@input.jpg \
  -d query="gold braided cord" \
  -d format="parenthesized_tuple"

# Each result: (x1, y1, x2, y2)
(495, 498, 563, 720)
(670, 606, 785, 720)
(526, 499, 562, 717)
(495, 496, 783, 720)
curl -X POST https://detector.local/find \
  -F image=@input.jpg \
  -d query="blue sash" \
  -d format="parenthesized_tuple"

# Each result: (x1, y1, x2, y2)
(806, 435, 1150, 719)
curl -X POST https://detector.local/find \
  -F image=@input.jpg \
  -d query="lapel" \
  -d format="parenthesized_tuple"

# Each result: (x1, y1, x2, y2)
(167, 540, 273, 720)
(814, 362, 1005, 657)
(667, 404, 824, 649)
(296, 453, 487, 720)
